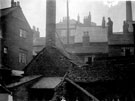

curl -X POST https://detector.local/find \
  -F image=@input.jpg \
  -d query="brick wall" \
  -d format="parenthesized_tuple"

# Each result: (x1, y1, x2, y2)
(2, 11, 33, 70)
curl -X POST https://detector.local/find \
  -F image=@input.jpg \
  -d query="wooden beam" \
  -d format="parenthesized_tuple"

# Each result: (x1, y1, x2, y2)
(65, 78, 99, 101)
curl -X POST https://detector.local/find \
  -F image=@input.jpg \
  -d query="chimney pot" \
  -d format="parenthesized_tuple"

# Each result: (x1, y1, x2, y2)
(37, 28, 39, 32)
(17, 1, 20, 6)
(14, 2, 17, 6)
(11, 0, 14, 7)
(33, 26, 36, 31)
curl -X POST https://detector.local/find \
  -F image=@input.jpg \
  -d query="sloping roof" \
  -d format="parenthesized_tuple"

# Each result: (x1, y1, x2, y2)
(0, 84, 11, 94)
(32, 77, 62, 89)
(67, 56, 135, 82)
(0, 7, 18, 17)
(6, 75, 42, 88)
(0, 6, 32, 32)
(109, 32, 134, 45)
(24, 46, 85, 76)
(65, 78, 99, 101)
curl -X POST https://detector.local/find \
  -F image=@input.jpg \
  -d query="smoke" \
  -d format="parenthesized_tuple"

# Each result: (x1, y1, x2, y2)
(103, 0, 119, 7)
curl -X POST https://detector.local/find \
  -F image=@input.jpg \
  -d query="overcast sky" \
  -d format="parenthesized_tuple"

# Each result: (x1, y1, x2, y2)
(1, 0, 135, 36)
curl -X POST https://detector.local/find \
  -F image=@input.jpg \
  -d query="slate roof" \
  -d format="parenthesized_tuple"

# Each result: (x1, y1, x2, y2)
(0, 6, 32, 32)
(67, 56, 135, 82)
(109, 32, 134, 45)
(24, 46, 85, 76)
(0, 7, 18, 17)
(25, 44, 135, 82)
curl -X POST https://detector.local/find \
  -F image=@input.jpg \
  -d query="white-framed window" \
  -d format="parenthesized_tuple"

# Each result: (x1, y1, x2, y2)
(20, 29, 27, 38)
(19, 50, 27, 64)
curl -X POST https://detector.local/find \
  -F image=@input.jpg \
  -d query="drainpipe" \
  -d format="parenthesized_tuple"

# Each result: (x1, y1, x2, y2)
(0, 30, 2, 67)
(133, 24, 135, 56)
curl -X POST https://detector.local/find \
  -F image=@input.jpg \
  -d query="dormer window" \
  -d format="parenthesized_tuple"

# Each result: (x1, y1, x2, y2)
(20, 29, 27, 38)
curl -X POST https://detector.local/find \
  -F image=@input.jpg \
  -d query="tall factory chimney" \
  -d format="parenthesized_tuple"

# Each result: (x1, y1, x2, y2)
(126, 1, 133, 21)
(67, 0, 70, 44)
(46, 0, 56, 47)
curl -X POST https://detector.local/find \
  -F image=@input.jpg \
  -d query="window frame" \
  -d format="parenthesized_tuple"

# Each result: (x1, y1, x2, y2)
(19, 49, 27, 64)
(3, 47, 8, 54)
(19, 29, 27, 38)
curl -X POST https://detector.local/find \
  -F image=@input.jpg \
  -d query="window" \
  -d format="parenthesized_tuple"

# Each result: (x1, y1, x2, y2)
(121, 47, 132, 56)
(4, 47, 8, 54)
(83, 31, 89, 36)
(85, 56, 95, 65)
(19, 49, 27, 64)
(0, 29, 2, 38)
(20, 29, 27, 38)
(125, 48, 131, 56)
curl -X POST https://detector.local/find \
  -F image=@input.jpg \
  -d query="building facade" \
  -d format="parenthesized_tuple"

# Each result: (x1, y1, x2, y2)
(0, 0, 33, 70)
(108, 1, 135, 57)
(33, 13, 108, 64)
(33, 1, 135, 64)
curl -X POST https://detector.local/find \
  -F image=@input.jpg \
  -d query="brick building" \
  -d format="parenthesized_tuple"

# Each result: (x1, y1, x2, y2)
(108, 1, 135, 57)
(0, 0, 33, 70)
(33, 13, 108, 64)
(33, 1, 135, 64)
(7, 0, 135, 101)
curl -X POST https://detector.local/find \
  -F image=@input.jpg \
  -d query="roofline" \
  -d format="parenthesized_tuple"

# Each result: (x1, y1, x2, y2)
(65, 78, 100, 101)
(0, 84, 12, 94)
(6, 75, 42, 88)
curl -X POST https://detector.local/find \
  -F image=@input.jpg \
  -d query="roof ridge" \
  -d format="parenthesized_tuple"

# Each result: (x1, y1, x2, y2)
(0, 6, 20, 17)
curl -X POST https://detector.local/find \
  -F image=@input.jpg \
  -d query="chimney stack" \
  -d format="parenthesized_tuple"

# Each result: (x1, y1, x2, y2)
(11, 0, 15, 7)
(11, 0, 20, 7)
(46, 0, 56, 47)
(83, 31, 90, 46)
(126, 1, 133, 21)
(77, 14, 80, 23)
(17, 1, 20, 6)
(102, 16, 106, 28)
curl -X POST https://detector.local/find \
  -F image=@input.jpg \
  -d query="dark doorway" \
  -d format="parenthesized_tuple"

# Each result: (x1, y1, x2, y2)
(125, 48, 131, 56)
(86, 57, 92, 64)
